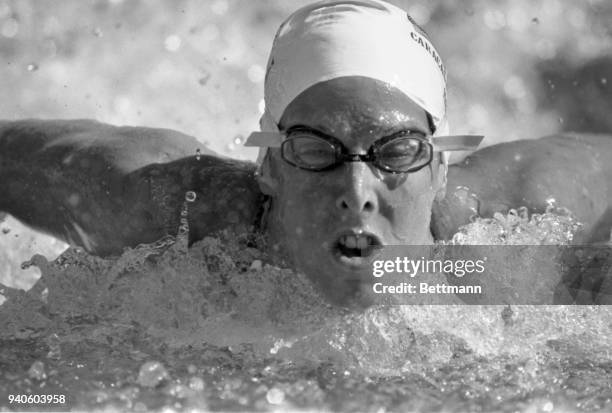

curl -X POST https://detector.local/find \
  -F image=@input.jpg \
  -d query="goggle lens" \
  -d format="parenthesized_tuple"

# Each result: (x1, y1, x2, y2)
(375, 136, 432, 173)
(281, 134, 338, 170)
(280, 132, 433, 173)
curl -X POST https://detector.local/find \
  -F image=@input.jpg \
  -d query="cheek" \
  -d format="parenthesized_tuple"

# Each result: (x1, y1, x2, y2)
(276, 169, 335, 232)
(380, 171, 437, 226)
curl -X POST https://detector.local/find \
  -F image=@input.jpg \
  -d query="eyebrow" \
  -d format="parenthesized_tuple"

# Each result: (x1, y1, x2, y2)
(284, 114, 432, 139)
(377, 123, 430, 138)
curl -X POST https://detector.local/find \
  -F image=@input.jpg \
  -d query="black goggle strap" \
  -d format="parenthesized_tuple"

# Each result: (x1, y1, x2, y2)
(245, 131, 484, 151)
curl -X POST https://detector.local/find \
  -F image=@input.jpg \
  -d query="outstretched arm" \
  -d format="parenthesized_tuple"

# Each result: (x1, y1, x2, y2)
(432, 133, 612, 242)
(0, 119, 263, 255)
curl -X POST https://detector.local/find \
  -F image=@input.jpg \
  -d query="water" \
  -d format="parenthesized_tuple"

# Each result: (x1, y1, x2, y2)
(1, 207, 611, 412)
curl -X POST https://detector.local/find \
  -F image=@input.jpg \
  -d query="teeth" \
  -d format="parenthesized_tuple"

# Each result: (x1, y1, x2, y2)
(357, 236, 368, 249)
(340, 234, 371, 250)
(344, 235, 357, 248)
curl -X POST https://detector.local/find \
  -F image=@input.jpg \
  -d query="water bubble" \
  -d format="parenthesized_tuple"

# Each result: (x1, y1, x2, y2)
(258, 99, 266, 115)
(602, 78, 608, 85)
(41, 288, 49, 304)
(233, 135, 243, 145)
(226, 142, 236, 151)
(185, 191, 196, 203)
(247, 64, 265, 83)
(249, 260, 262, 271)
(188, 377, 205, 391)
(92, 27, 103, 37)
(137, 361, 169, 388)
(542, 401, 554, 412)
(266, 387, 285, 405)
(28, 360, 47, 381)
(195, 148, 201, 161)
(164, 35, 182, 52)
(531, 17, 540, 24)
(2, 228, 10, 234)
(26, 63, 39, 72)
(46, 333, 62, 360)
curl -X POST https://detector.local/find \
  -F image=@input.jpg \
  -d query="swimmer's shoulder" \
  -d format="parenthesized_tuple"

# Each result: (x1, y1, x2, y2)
(1, 118, 216, 173)
(435, 132, 612, 241)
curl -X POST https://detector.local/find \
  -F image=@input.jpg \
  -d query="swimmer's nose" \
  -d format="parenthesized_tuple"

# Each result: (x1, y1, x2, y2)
(335, 162, 378, 214)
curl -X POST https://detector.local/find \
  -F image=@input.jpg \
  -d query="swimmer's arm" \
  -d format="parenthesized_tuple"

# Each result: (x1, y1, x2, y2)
(433, 134, 612, 242)
(0, 119, 263, 255)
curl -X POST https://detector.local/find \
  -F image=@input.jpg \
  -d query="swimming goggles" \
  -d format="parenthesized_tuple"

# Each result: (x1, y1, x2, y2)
(245, 127, 483, 174)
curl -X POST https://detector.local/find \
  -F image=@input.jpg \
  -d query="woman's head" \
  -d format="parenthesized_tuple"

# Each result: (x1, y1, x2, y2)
(246, 0, 477, 302)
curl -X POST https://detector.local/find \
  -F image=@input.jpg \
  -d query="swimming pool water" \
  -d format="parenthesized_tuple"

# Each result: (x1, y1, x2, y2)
(1, 207, 611, 412)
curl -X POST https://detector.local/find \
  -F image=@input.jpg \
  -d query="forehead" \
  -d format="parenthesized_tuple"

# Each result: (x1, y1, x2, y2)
(278, 76, 430, 140)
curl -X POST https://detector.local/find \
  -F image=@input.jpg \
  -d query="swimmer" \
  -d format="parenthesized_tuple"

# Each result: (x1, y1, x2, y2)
(1, 0, 611, 302)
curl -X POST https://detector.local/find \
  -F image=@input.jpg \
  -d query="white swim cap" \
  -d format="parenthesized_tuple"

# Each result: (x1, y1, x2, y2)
(246, 0, 482, 164)
(264, 0, 448, 133)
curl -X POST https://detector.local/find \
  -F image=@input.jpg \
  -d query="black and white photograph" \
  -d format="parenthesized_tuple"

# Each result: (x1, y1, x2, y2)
(1, 0, 611, 411)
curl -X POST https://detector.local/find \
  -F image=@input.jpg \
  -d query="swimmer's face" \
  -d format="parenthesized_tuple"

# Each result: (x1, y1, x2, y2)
(261, 77, 446, 303)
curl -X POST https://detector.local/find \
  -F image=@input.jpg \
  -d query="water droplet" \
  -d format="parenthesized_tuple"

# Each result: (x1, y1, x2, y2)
(2, 228, 10, 234)
(26, 63, 38, 72)
(233, 135, 243, 145)
(46, 333, 62, 360)
(188, 376, 205, 391)
(164, 34, 182, 52)
(247, 64, 265, 83)
(195, 148, 201, 161)
(28, 360, 47, 381)
(266, 387, 285, 405)
(532, 17, 539, 24)
(226, 142, 236, 151)
(92, 27, 103, 37)
(258, 99, 266, 115)
(185, 191, 196, 202)
(558, 117, 564, 124)
(542, 401, 554, 412)
(602, 78, 608, 85)
(137, 361, 169, 388)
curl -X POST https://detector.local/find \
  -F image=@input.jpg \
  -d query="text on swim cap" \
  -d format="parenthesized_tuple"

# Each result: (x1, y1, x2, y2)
(409, 31, 447, 79)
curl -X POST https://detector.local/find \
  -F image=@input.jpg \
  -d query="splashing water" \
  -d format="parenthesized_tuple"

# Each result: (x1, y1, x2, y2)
(0, 205, 611, 412)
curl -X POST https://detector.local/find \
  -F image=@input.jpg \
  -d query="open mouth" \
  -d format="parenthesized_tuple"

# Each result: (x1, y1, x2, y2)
(332, 231, 382, 265)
